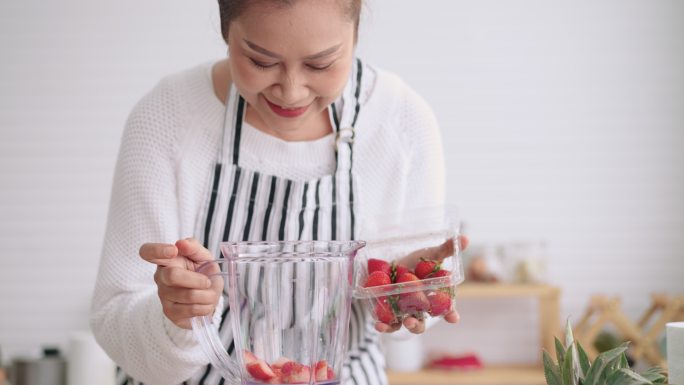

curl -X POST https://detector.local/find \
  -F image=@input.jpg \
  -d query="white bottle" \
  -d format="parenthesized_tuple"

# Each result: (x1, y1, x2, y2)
(382, 334, 424, 372)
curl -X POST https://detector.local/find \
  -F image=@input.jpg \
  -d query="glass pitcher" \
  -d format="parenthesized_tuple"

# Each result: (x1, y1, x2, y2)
(192, 240, 365, 385)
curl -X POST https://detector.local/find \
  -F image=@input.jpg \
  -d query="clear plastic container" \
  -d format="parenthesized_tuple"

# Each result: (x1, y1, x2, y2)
(192, 241, 364, 385)
(353, 206, 464, 325)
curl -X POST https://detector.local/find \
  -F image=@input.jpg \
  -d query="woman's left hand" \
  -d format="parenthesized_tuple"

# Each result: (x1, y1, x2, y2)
(374, 235, 469, 335)
(375, 311, 460, 334)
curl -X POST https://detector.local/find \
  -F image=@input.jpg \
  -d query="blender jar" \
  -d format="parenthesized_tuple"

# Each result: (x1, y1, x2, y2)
(192, 240, 364, 385)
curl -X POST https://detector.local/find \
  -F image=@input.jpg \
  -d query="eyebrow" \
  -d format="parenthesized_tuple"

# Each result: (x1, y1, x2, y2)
(243, 39, 342, 60)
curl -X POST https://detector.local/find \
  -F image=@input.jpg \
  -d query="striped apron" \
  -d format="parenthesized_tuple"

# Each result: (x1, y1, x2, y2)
(116, 59, 387, 385)
(193, 58, 387, 385)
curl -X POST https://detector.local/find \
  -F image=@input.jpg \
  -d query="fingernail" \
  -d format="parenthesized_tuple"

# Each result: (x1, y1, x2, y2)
(164, 246, 176, 257)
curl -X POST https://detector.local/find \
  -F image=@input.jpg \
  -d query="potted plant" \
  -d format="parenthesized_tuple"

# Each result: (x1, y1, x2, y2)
(543, 321, 669, 385)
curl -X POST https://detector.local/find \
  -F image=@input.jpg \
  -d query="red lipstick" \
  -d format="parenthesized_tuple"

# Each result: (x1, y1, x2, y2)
(265, 98, 309, 118)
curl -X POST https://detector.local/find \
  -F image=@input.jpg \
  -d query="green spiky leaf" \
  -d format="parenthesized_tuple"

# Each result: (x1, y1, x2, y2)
(565, 319, 575, 348)
(543, 350, 562, 385)
(582, 355, 603, 385)
(617, 353, 629, 369)
(640, 367, 667, 384)
(543, 320, 670, 385)
(555, 337, 566, 365)
(576, 342, 591, 379)
(605, 368, 653, 385)
(597, 343, 629, 366)
(561, 345, 577, 385)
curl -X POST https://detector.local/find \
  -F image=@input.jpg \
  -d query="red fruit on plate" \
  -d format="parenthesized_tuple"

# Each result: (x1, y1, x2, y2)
(315, 360, 330, 381)
(429, 353, 483, 370)
(281, 361, 311, 383)
(367, 258, 392, 276)
(363, 271, 392, 288)
(327, 367, 335, 380)
(428, 291, 452, 316)
(374, 299, 397, 324)
(415, 259, 440, 279)
(247, 360, 276, 381)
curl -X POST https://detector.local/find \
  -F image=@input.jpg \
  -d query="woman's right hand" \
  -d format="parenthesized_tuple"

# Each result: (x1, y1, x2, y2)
(139, 238, 223, 329)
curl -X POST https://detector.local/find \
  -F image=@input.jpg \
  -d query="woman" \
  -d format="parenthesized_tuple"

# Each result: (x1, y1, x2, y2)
(91, 0, 461, 384)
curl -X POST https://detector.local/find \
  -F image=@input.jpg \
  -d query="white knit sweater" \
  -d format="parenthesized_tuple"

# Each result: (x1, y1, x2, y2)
(91, 60, 446, 384)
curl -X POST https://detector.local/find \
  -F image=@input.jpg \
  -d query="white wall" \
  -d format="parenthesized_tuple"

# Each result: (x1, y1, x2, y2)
(357, 0, 684, 363)
(1, 0, 683, 366)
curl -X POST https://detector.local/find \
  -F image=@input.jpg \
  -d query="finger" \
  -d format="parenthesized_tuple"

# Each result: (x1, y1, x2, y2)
(444, 310, 460, 324)
(161, 299, 215, 321)
(139, 243, 178, 266)
(175, 238, 215, 264)
(435, 238, 455, 261)
(156, 266, 212, 290)
(403, 317, 426, 334)
(458, 235, 470, 252)
(160, 287, 218, 305)
(375, 322, 401, 333)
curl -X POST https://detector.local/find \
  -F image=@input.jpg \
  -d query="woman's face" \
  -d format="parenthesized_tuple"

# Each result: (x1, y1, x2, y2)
(227, 0, 356, 141)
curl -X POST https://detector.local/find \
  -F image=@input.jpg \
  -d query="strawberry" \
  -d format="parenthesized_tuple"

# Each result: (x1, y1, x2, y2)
(271, 357, 293, 370)
(428, 269, 450, 279)
(395, 272, 420, 284)
(327, 367, 335, 380)
(374, 298, 397, 324)
(395, 273, 429, 316)
(247, 360, 276, 381)
(428, 291, 452, 316)
(363, 271, 391, 288)
(415, 259, 440, 279)
(244, 350, 259, 365)
(397, 291, 430, 317)
(392, 263, 411, 282)
(281, 361, 311, 383)
(268, 368, 283, 384)
(367, 258, 392, 276)
(315, 360, 330, 381)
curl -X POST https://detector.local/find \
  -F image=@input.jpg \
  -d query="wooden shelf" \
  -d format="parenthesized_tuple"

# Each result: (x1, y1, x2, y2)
(387, 365, 546, 385)
(458, 283, 560, 298)
(456, 283, 562, 356)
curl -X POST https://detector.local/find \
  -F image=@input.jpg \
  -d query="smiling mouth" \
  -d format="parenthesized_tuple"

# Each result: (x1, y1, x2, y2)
(265, 98, 310, 118)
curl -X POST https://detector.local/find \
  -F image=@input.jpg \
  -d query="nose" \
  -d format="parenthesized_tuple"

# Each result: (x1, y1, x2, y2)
(273, 68, 309, 105)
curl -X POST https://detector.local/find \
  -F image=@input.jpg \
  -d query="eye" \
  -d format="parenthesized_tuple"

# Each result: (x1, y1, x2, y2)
(306, 62, 334, 71)
(250, 58, 278, 70)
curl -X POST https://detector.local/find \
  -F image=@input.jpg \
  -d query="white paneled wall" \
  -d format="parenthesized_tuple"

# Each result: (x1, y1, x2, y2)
(0, 0, 226, 359)
(357, 1, 684, 363)
(1, 0, 683, 366)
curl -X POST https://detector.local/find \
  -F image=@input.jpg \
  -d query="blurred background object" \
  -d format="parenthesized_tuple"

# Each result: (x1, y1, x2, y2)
(10, 347, 66, 385)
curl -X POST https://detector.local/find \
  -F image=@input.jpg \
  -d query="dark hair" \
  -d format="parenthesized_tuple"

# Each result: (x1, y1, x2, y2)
(217, 0, 362, 41)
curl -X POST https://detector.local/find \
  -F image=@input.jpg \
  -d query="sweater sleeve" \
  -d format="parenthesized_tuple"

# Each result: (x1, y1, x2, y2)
(395, 83, 447, 211)
(90, 78, 210, 384)
(388, 79, 449, 340)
